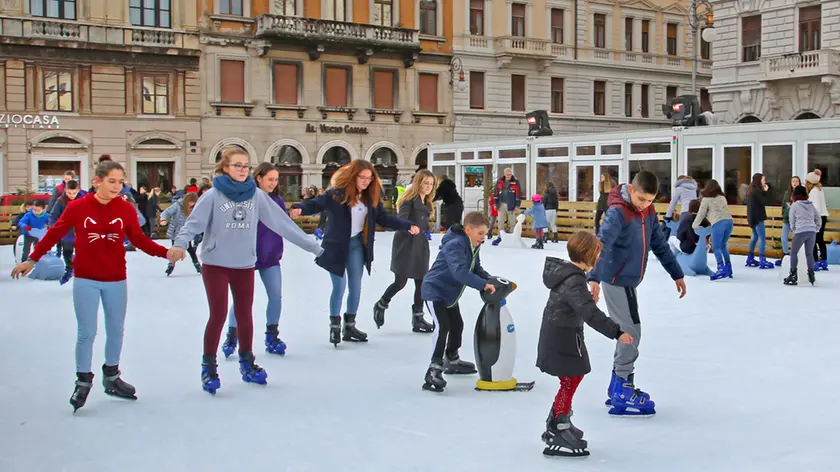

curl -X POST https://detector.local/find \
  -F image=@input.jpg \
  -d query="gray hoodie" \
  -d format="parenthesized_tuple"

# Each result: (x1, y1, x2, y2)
(666, 177, 698, 218)
(173, 188, 323, 269)
(789, 200, 822, 235)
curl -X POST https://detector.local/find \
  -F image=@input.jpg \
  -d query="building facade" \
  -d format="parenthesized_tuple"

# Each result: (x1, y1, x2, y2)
(199, 0, 454, 202)
(0, 1, 202, 196)
(708, 0, 840, 123)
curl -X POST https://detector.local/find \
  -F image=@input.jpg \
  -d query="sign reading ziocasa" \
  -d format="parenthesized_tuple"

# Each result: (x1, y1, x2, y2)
(306, 123, 368, 134)
(0, 114, 61, 129)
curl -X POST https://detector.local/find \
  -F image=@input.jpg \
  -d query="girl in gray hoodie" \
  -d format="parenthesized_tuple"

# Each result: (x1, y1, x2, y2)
(170, 146, 323, 395)
(784, 185, 821, 286)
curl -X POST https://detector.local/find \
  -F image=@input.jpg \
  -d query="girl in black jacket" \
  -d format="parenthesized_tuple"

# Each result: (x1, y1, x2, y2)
(745, 173, 773, 269)
(433, 175, 463, 230)
(537, 231, 632, 457)
(542, 182, 560, 243)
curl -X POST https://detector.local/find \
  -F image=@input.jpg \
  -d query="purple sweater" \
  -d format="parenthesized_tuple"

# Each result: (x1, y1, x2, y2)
(255, 193, 288, 270)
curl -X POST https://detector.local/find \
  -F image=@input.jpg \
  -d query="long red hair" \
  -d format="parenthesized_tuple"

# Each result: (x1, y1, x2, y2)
(330, 159, 382, 208)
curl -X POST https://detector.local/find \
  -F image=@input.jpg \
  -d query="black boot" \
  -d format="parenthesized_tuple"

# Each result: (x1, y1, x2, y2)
(165, 263, 174, 276)
(422, 362, 446, 392)
(783, 268, 798, 286)
(373, 299, 388, 329)
(443, 351, 477, 374)
(808, 268, 816, 285)
(342, 314, 368, 342)
(552, 231, 559, 243)
(546, 406, 584, 440)
(329, 316, 341, 346)
(411, 304, 434, 333)
(102, 364, 137, 400)
(542, 413, 589, 457)
(70, 372, 94, 412)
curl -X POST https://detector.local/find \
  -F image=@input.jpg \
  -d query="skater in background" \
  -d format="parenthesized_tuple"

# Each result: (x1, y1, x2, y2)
(159, 192, 200, 276)
(523, 194, 548, 249)
(10, 159, 176, 412)
(778, 176, 801, 267)
(538, 232, 633, 457)
(433, 174, 463, 232)
(491, 168, 521, 245)
(290, 160, 419, 346)
(675, 199, 709, 255)
(47, 170, 76, 212)
(10, 200, 34, 234)
(144, 187, 162, 238)
(543, 182, 559, 243)
(784, 185, 821, 286)
(420, 211, 495, 392)
(18, 200, 49, 263)
(806, 172, 829, 271)
(588, 171, 685, 416)
(745, 173, 774, 269)
(695, 179, 734, 280)
(221, 163, 296, 358)
(171, 146, 323, 394)
(50, 179, 86, 285)
(487, 193, 498, 240)
(594, 173, 614, 235)
(664, 175, 698, 221)
(372, 169, 436, 334)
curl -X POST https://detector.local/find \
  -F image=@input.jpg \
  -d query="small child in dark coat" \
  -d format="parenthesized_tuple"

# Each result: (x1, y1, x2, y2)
(537, 231, 633, 458)
(676, 199, 710, 255)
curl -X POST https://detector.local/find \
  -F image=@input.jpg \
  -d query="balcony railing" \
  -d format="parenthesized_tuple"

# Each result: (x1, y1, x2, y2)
(255, 14, 419, 49)
(494, 36, 553, 58)
(762, 50, 840, 80)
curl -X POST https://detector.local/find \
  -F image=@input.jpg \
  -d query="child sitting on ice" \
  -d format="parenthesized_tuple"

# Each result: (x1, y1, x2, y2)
(523, 194, 548, 250)
(675, 199, 709, 255)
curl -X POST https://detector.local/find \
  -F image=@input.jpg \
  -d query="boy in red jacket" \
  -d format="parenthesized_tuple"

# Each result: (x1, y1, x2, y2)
(11, 160, 179, 413)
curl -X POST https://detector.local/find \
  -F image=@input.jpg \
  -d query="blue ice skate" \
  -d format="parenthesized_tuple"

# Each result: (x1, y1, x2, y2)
(425, 231, 432, 241)
(758, 256, 774, 269)
(265, 325, 286, 355)
(239, 352, 268, 385)
(491, 236, 502, 246)
(606, 372, 655, 417)
(314, 228, 324, 240)
(201, 357, 221, 395)
(59, 269, 73, 285)
(745, 255, 760, 267)
(221, 327, 237, 359)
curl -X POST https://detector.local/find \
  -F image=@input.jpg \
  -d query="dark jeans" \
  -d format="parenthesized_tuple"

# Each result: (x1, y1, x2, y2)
(382, 275, 422, 309)
(21, 235, 38, 263)
(814, 216, 828, 261)
(61, 240, 74, 272)
(425, 301, 464, 363)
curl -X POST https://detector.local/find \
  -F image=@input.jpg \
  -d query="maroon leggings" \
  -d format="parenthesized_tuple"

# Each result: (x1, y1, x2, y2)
(201, 264, 255, 356)
(552, 375, 584, 417)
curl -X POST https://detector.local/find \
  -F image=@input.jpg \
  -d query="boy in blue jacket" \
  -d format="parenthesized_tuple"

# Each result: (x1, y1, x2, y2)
(421, 211, 496, 393)
(587, 171, 686, 416)
(18, 200, 49, 262)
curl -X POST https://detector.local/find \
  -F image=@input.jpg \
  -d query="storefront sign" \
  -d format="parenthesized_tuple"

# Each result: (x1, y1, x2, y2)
(0, 114, 61, 129)
(305, 123, 368, 135)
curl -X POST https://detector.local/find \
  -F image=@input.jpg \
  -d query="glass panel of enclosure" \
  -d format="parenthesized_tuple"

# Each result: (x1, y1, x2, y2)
(536, 162, 570, 201)
(495, 163, 527, 197)
(600, 144, 622, 156)
(538, 146, 569, 158)
(498, 148, 526, 159)
(599, 165, 620, 189)
(630, 141, 671, 154)
(576, 145, 596, 157)
(761, 145, 793, 205)
(629, 159, 672, 202)
(807, 142, 840, 187)
(686, 147, 713, 192)
(433, 152, 455, 162)
(460, 151, 475, 160)
(463, 164, 494, 213)
(723, 146, 752, 204)
(576, 165, 595, 201)
(477, 150, 492, 160)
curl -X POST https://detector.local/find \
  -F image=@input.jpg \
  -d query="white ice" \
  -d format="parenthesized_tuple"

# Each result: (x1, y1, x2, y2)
(0, 233, 836, 472)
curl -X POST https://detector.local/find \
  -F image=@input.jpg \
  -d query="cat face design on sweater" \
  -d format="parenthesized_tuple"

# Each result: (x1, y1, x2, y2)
(83, 216, 125, 243)
(219, 200, 255, 230)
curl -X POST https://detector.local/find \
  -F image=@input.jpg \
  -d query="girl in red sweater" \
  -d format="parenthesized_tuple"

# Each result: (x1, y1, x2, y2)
(10, 160, 177, 413)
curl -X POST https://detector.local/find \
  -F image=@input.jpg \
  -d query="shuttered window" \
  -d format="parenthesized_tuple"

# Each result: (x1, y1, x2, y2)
(273, 63, 299, 105)
(511, 74, 525, 112)
(666, 23, 677, 55)
(220, 60, 245, 103)
(324, 66, 349, 107)
(469, 71, 484, 110)
(419, 73, 438, 112)
(742, 15, 761, 62)
(511, 3, 525, 37)
(551, 9, 564, 43)
(373, 69, 396, 109)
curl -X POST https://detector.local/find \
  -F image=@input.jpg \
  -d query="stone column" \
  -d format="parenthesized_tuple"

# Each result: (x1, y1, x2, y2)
(301, 163, 324, 189)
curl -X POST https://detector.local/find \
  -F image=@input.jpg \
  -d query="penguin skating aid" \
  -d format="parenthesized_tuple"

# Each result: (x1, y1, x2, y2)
(473, 276, 534, 392)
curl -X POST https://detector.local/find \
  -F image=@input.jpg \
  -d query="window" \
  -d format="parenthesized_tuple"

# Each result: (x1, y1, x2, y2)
(470, 71, 484, 110)
(762, 145, 793, 205)
(686, 148, 713, 191)
(273, 63, 299, 105)
(470, 0, 484, 35)
(742, 15, 761, 62)
(700, 88, 711, 111)
(551, 9, 564, 43)
(700, 27, 711, 59)
(551, 78, 564, 113)
(667, 23, 677, 55)
(537, 163, 569, 201)
(419, 73, 438, 112)
(640, 84, 649, 117)
(324, 66, 350, 107)
(593, 81, 605, 116)
(594, 14, 606, 48)
(276, 0, 295, 15)
(325, 0, 347, 21)
(141, 75, 169, 114)
(799, 6, 821, 52)
(220, 60, 245, 103)
(624, 83, 633, 117)
(372, 69, 397, 109)
(219, 0, 243, 15)
(43, 70, 72, 112)
(137, 162, 173, 193)
(666, 86, 677, 100)
(373, 0, 393, 26)
(420, 0, 437, 35)
(130, 0, 170, 28)
(576, 165, 594, 201)
(641, 19, 650, 53)
(630, 160, 672, 201)
(723, 146, 752, 204)
(511, 75, 526, 112)
(807, 143, 840, 188)
(31, 0, 76, 19)
(511, 3, 525, 37)
(625, 17, 633, 51)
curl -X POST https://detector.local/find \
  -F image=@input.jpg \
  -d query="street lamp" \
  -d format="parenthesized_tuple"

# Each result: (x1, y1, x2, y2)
(450, 57, 467, 92)
(689, 0, 715, 98)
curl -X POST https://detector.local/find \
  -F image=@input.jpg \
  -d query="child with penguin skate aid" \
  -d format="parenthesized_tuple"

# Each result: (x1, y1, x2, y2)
(420, 211, 496, 392)
(588, 171, 686, 416)
(538, 231, 633, 457)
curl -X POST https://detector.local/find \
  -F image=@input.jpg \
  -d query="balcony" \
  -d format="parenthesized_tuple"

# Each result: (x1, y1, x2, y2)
(255, 14, 420, 64)
(761, 50, 840, 81)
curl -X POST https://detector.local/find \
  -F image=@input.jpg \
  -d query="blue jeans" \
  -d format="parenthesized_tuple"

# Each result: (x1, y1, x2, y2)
(781, 222, 791, 254)
(748, 221, 766, 257)
(711, 219, 733, 266)
(73, 278, 128, 373)
(329, 235, 364, 317)
(228, 265, 282, 328)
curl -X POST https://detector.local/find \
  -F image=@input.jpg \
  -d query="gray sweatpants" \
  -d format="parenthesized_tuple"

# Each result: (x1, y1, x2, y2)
(790, 231, 816, 269)
(602, 282, 641, 380)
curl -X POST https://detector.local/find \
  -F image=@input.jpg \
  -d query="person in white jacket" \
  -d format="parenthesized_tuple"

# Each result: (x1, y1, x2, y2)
(805, 171, 829, 271)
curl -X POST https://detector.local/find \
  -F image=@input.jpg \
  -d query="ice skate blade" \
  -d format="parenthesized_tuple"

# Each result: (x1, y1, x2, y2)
(342, 337, 368, 343)
(608, 406, 655, 417)
(422, 383, 444, 393)
(412, 327, 434, 333)
(445, 368, 477, 375)
(104, 390, 137, 401)
(542, 445, 589, 457)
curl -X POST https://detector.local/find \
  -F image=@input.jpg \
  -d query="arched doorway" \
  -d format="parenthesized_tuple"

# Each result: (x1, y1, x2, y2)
(371, 147, 398, 207)
(272, 145, 303, 201)
(415, 148, 428, 171)
(795, 112, 820, 120)
(738, 115, 762, 123)
(215, 144, 248, 163)
(29, 133, 89, 194)
(322, 146, 351, 188)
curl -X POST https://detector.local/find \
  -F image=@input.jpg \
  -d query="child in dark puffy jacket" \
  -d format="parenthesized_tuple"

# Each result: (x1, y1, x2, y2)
(675, 199, 709, 255)
(538, 231, 632, 457)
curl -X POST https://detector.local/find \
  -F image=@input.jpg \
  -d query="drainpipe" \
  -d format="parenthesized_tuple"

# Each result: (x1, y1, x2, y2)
(574, 0, 579, 60)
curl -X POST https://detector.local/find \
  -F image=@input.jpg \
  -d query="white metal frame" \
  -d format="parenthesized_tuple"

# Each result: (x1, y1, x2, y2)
(683, 144, 715, 183)
(802, 139, 840, 178)
(30, 152, 90, 193)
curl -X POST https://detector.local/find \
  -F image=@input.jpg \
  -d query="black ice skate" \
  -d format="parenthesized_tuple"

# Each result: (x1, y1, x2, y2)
(546, 407, 584, 440)
(342, 314, 368, 342)
(329, 316, 342, 347)
(783, 268, 798, 285)
(411, 304, 434, 333)
(373, 299, 388, 329)
(443, 351, 477, 375)
(422, 362, 447, 392)
(542, 413, 589, 457)
(70, 372, 94, 413)
(102, 364, 137, 400)
(808, 269, 816, 285)
(165, 263, 174, 276)
(194, 262, 202, 274)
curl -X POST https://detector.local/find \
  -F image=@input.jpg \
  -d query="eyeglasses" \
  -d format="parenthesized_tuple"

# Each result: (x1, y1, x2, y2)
(229, 163, 251, 171)
(357, 175, 373, 182)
